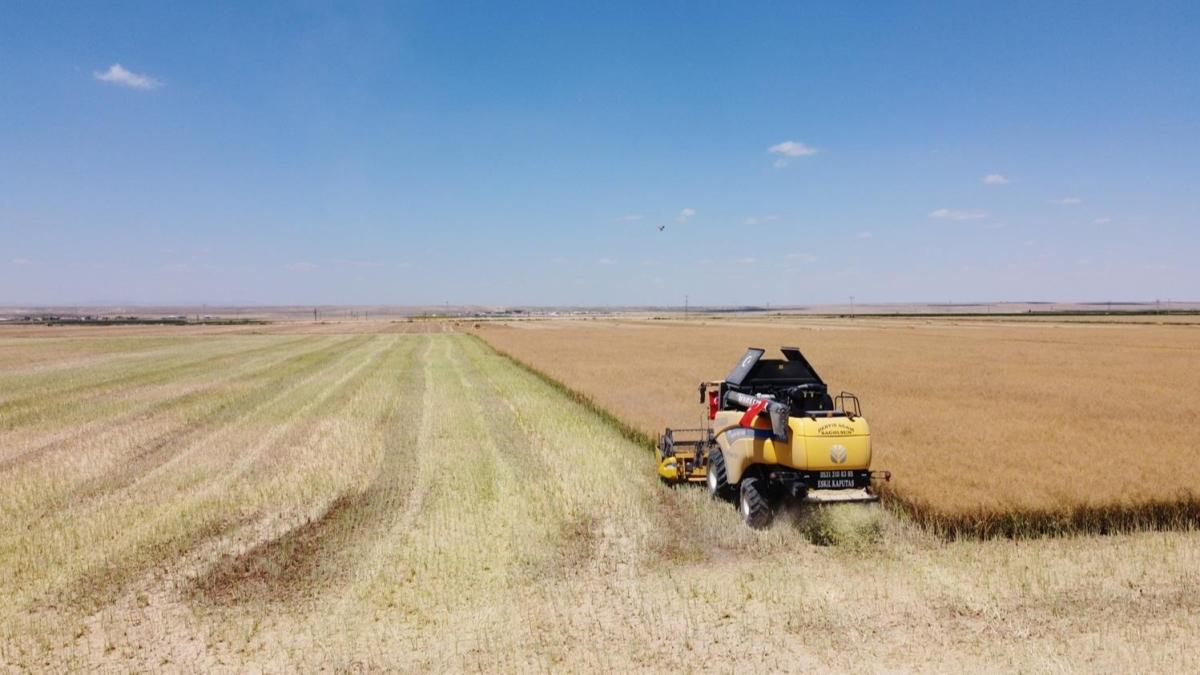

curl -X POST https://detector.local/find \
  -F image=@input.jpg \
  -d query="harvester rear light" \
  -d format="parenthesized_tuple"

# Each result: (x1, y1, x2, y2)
(707, 390, 719, 420)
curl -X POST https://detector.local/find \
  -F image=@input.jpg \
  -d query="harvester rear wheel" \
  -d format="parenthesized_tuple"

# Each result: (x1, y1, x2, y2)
(706, 449, 733, 500)
(739, 477, 772, 529)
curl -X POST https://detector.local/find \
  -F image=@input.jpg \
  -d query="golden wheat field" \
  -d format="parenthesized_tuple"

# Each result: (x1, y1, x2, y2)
(475, 316, 1200, 535)
(3, 323, 1200, 671)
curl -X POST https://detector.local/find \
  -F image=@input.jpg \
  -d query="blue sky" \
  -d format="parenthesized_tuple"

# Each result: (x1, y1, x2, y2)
(2, 1, 1197, 306)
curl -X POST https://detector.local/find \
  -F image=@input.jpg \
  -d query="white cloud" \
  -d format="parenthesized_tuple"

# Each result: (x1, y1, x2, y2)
(785, 253, 817, 263)
(596, 257, 616, 266)
(616, 214, 644, 222)
(676, 208, 696, 223)
(768, 140, 818, 168)
(856, 231, 873, 240)
(1092, 217, 1112, 225)
(983, 173, 1010, 185)
(11, 257, 37, 266)
(930, 208, 988, 221)
(285, 261, 318, 272)
(735, 257, 756, 265)
(1051, 197, 1082, 205)
(743, 214, 780, 226)
(768, 140, 818, 157)
(93, 63, 161, 90)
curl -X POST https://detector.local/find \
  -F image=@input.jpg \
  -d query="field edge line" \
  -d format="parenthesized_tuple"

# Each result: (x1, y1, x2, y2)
(465, 334, 658, 452)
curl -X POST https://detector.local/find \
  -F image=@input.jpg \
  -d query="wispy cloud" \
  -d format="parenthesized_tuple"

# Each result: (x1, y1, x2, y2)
(676, 208, 696, 223)
(982, 173, 1010, 185)
(616, 213, 644, 222)
(332, 258, 384, 268)
(856, 231, 873, 240)
(161, 262, 191, 273)
(285, 261, 318, 272)
(768, 140, 818, 168)
(768, 140, 818, 157)
(1092, 217, 1112, 225)
(735, 257, 756, 265)
(1051, 196, 1082, 205)
(93, 63, 161, 90)
(930, 208, 988, 221)
(785, 253, 817, 263)
(550, 257, 569, 265)
(596, 257, 616, 266)
(11, 257, 38, 266)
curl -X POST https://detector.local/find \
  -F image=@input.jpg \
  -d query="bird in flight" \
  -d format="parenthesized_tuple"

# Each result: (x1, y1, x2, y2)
(657, 224, 666, 232)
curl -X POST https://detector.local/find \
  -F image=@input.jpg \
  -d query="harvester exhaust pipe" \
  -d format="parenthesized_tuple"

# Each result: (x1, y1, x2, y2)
(723, 390, 791, 440)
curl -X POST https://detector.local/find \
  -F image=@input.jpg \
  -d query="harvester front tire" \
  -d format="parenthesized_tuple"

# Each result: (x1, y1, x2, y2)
(739, 477, 772, 529)
(706, 449, 733, 501)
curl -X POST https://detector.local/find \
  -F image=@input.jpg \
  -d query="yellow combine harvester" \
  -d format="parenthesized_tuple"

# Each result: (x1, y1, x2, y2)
(657, 347, 890, 528)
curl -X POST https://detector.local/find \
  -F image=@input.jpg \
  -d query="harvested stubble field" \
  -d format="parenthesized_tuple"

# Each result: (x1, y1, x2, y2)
(476, 316, 1200, 536)
(2, 324, 1199, 671)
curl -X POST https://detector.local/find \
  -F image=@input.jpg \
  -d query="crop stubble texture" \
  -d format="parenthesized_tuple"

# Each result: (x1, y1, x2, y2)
(2, 328, 1199, 671)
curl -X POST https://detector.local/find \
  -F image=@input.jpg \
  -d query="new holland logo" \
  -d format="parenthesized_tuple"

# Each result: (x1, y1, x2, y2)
(830, 444, 848, 464)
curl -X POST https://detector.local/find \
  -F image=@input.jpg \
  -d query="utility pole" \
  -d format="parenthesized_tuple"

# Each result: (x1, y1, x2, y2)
(684, 294, 689, 320)
(850, 295, 855, 318)
(313, 307, 318, 322)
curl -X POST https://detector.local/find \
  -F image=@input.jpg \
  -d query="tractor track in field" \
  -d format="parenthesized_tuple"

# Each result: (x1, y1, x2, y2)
(0, 336, 314, 429)
(2, 336, 371, 521)
(0, 337, 198, 376)
(445, 339, 548, 514)
(0, 336, 342, 473)
(66, 336, 379, 504)
(37, 337, 396, 612)
(0, 337, 391, 617)
(465, 335, 712, 563)
(193, 336, 430, 603)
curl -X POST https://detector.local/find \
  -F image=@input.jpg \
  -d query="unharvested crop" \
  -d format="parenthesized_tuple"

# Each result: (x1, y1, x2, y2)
(3, 326, 1199, 671)
(476, 316, 1200, 535)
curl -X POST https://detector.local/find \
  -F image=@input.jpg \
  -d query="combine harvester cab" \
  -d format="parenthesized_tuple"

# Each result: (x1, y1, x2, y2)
(658, 347, 889, 528)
